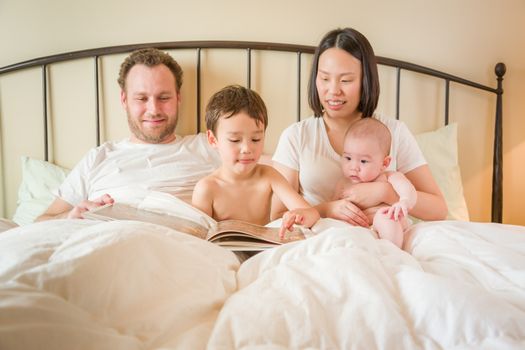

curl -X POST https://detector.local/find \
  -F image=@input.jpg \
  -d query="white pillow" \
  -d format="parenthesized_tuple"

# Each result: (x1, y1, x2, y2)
(12, 156, 70, 225)
(415, 123, 470, 221)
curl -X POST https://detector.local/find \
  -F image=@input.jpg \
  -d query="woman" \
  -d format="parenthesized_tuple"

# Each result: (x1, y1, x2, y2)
(272, 27, 447, 226)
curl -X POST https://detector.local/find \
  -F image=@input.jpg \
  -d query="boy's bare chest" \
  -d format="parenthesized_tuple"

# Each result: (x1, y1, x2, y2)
(212, 180, 273, 225)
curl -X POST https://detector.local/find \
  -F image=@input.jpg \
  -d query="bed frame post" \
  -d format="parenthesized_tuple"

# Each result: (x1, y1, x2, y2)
(491, 62, 506, 223)
(247, 48, 252, 89)
(196, 48, 202, 133)
(296, 52, 302, 122)
(94, 56, 101, 146)
(42, 65, 49, 161)
(395, 67, 401, 120)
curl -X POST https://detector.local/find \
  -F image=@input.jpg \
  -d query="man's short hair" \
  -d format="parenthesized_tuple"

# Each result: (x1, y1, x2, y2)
(118, 48, 183, 92)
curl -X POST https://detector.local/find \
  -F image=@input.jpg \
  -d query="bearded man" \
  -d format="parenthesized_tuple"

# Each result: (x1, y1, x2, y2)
(37, 48, 220, 221)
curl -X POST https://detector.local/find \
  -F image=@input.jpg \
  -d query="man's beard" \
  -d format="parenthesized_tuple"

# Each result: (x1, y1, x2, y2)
(127, 112, 178, 144)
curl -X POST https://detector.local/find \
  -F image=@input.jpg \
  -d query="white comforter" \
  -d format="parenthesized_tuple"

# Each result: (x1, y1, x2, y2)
(1, 207, 524, 349)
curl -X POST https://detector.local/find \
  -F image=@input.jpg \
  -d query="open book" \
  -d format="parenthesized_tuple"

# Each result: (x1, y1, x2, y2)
(84, 202, 306, 251)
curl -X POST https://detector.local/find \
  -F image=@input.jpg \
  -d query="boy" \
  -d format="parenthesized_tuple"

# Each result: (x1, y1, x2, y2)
(334, 118, 417, 248)
(192, 85, 320, 238)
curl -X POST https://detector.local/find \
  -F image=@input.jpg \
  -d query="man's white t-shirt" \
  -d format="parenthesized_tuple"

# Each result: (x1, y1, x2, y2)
(56, 133, 221, 206)
(272, 114, 426, 206)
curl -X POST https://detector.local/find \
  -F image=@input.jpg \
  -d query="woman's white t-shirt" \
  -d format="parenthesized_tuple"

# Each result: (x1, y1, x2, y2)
(272, 114, 426, 206)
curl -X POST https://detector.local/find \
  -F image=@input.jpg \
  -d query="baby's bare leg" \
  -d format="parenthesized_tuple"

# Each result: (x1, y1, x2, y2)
(372, 209, 404, 248)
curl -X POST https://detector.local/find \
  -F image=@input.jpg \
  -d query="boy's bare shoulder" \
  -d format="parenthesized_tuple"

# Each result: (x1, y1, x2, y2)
(257, 164, 281, 178)
(195, 171, 222, 190)
(257, 163, 274, 171)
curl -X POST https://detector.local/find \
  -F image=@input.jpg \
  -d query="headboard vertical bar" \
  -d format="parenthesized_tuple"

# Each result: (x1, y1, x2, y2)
(247, 48, 252, 89)
(445, 79, 450, 125)
(492, 62, 506, 223)
(196, 48, 202, 133)
(0, 96, 4, 217)
(396, 67, 401, 120)
(42, 64, 49, 161)
(297, 51, 301, 122)
(94, 56, 101, 146)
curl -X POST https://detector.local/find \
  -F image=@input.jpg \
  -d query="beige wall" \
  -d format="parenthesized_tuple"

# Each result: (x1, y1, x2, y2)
(1, 0, 524, 225)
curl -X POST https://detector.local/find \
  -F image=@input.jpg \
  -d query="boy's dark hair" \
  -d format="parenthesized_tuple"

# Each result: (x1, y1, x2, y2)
(118, 48, 183, 92)
(308, 27, 380, 118)
(205, 85, 268, 134)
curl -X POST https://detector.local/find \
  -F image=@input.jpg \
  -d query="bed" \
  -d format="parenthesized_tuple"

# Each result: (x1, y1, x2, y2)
(1, 41, 524, 349)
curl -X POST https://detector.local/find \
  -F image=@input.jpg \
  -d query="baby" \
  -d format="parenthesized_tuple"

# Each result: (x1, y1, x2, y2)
(334, 118, 417, 248)
(192, 85, 320, 238)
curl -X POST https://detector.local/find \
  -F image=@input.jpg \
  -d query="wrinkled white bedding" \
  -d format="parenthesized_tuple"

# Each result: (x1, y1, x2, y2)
(210, 221, 525, 349)
(1, 203, 524, 349)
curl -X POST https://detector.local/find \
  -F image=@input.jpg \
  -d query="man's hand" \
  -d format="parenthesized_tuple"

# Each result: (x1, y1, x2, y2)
(67, 194, 114, 219)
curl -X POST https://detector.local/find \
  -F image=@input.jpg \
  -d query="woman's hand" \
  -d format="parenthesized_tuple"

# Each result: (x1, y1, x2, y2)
(318, 198, 370, 227)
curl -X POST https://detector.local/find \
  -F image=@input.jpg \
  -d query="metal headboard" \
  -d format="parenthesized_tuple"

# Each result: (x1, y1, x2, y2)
(0, 41, 506, 222)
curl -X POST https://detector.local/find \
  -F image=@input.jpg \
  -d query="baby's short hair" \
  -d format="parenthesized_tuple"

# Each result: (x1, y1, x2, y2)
(345, 117, 392, 155)
(205, 85, 268, 134)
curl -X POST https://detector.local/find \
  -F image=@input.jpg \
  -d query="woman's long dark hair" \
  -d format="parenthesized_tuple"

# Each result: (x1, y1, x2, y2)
(308, 28, 380, 118)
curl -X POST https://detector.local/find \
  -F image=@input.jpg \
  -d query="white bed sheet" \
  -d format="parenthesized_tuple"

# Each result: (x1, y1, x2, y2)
(0, 219, 239, 350)
(0, 193, 524, 349)
(208, 221, 525, 349)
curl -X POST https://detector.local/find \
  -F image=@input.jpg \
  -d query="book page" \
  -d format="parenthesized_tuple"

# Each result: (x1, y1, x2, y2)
(207, 219, 305, 245)
(84, 203, 209, 240)
(138, 191, 217, 229)
(214, 239, 279, 251)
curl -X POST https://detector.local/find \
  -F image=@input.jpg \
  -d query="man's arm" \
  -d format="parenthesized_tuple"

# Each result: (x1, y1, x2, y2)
(35, 194, 114, 222)
(35, 198, 74, 221)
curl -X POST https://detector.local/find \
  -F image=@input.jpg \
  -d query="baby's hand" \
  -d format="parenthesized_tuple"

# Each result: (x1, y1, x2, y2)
(386, 199, 409, 221)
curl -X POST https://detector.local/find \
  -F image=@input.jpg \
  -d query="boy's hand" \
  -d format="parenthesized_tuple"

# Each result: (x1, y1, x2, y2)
(279, 208, 320, 239)
(279, 211, 305, 239)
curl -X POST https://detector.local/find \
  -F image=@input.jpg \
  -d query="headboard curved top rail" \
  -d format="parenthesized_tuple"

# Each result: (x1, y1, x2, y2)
(0, 40, 505, 222)
(0, 40, 505, 89)
(0, 41, 316, 74)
